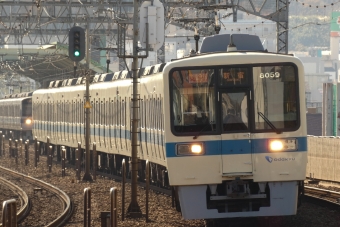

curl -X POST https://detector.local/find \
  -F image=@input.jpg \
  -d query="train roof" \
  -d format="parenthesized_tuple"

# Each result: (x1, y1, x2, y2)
(46, 63, 167, 89)
(2, 92, 32, 99)
(199, 34, 264, 53)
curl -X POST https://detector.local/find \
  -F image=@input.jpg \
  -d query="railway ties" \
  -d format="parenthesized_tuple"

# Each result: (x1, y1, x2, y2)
(0, 166, 73, 227)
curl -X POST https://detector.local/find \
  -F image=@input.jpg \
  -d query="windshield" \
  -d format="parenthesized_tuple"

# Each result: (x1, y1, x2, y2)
(171, 68, 216, 133)
(253, 65, 298, 130)
(170, 64, 299, 136)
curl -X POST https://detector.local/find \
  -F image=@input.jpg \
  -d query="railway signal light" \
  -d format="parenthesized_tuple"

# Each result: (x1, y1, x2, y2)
(68, 26, 85, 62)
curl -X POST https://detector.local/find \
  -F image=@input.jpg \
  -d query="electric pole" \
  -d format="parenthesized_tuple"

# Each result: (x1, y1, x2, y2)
(127, 0, 142, 216)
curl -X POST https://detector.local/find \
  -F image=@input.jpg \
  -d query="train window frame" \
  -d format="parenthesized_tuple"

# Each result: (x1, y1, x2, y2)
(81, 101, 84, 124)
(146, 98, 149, 130)
(169, 63, 301, 136)
(252, 63, 301, 133)
(157, 97, 161, 131)
(111, 99, 115, 126)
(141, 98, 145, 129)
(218, 67, 250, 87)
(160, 97, 164, 131)
(117, 97, 120, 127)
(121, 98, 125, 127)
(101, 100, 104, 125)
(169, 67, 218, 137)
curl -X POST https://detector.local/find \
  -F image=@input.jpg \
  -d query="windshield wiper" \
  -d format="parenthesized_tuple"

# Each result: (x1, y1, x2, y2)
(258, 112, 281, 134)
(193, 121, 214, 139)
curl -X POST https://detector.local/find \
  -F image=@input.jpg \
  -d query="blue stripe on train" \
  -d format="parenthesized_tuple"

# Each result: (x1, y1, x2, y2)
(35, 123, 307, 157)
(165, 137, 307, 157)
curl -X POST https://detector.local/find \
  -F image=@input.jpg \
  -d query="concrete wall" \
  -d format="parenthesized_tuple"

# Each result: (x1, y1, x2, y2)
(307, 136, 340, 182)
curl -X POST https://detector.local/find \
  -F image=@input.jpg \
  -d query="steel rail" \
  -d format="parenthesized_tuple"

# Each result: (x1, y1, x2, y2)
(0, 176, 30, 226)
(0, 166, 73, 227)
(304, 185, 340, 205)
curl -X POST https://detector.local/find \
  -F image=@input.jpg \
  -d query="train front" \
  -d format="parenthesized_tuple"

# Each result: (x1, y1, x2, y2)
(163, 52, 307, 220)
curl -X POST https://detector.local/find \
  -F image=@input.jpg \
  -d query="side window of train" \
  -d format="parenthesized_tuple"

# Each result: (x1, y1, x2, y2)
(58, 101, 61, 122)
(117, 97, 120, 126)
(155, 97, 159, 130)
(97, 100, 101, 125)
(99, 100, 102, 125)
(141, 98, 144, 128)
(113, 98, 116, 126)
(73, 101, 76, 123)
(101, 100, 104, 125)
(93, 101, 96, 124)
(158, 98, 161, 130)
(62, 101, 64, 122)
(78, 101, 80, 123)
(148, 97, 151, 129)
(59, 101, 61, 122)
(47, 102, 49, 121)
(130, 98, 133, 126)
(105, 100, 108, 125)
(68, 101, 71, 123)
(111, 99, 114, 126)
(76, 101, 78, 123)
(146, 98, 149, 129)
(122, 98, 126, 127)
(150, 98, 153, 129)
(153, 98, 156, 129)
(64, 101, 67, 122)
(64, 101, 67, 123)
(71, 102, 73, 123)
(81, 101, 84, 123)
(161, 97, 164, 131)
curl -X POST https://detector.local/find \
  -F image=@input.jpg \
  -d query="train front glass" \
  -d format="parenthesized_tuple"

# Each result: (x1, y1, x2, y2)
(170, 64, 299, 135)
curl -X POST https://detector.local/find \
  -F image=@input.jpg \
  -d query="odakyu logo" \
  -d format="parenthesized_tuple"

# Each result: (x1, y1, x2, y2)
(265, 156, 295, 163)
(265, 156, 273, 163)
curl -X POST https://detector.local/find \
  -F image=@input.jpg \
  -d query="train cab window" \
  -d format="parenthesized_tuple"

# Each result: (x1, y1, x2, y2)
(170, 68, 216, 134)
(22, 99, 32, 116)
(221, 92, 248, 132)
(219, 67, 249, 87)
(252, 65, 299, 131)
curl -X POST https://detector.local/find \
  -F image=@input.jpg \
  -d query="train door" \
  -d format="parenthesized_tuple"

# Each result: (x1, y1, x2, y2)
(219, 90, 253, 175)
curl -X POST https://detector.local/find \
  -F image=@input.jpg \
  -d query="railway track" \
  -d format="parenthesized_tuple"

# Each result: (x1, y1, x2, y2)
(304, 185, 340, 206)
(0, 176, 30, 224)
(0, 166, 73, 227)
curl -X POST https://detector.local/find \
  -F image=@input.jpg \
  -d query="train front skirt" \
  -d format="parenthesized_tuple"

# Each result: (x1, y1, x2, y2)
(178, 181, 298, 219)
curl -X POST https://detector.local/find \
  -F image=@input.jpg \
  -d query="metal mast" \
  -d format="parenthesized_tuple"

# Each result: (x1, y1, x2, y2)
(127, 0, 142, 216)
(83, 22, 93, 181)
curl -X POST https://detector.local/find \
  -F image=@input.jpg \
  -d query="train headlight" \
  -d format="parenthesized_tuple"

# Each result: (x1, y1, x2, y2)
(25, 118, 32, 125)
(191, 144, 202, 154)
(176, 143, 204, 156)
(269, 139, 297, 152)
(269, 140, 283, 151)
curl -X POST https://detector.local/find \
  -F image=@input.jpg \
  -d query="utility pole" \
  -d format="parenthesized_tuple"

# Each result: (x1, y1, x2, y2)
(127, 0, 142, 216)
(83, 21, 93, 181)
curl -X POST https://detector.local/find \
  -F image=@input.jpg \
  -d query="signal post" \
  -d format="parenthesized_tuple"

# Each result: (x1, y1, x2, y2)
(68, 26, 93, 182)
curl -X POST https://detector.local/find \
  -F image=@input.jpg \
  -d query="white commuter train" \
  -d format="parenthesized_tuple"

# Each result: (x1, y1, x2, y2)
(32, 33, 307, 222)
(0, 92, 33, 140)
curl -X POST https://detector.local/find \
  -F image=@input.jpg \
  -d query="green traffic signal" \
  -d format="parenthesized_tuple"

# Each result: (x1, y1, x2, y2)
(69, 26, 85, 61)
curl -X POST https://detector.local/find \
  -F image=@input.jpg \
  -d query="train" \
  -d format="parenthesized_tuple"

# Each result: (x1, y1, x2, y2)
(0, 92, 33, 140)
(0, 34, 307, 224)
